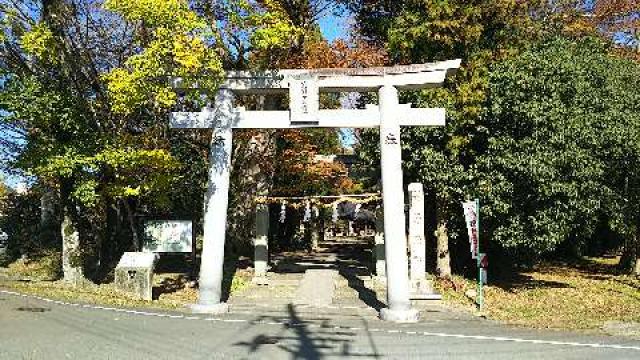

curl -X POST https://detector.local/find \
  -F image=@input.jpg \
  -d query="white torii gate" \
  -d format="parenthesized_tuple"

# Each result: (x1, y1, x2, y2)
(170, 60, 460, 322)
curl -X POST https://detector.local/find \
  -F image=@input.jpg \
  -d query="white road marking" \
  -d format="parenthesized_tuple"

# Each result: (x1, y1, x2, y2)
(2, 289, 640, 352)
(416, 331, 640, 351)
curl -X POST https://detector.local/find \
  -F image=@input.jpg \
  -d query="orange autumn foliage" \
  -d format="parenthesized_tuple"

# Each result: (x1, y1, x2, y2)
(268, 39, 387, 196)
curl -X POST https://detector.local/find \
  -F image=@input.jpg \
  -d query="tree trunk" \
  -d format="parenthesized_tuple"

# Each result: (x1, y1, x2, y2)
(97, 202, 117, 278)
(619, 223, 640, 276)
(61, 208, 85, 285)
(435, 202, 452, 279)
(228, 95, 275, 252)
(634, 224, 640, 276)
(122, 199, 139, 251)
(60, 180, 86, 286)
(39, 187, 59, 247)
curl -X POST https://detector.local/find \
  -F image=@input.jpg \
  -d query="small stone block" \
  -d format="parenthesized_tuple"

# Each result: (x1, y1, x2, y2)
(115, 252, 158, 301)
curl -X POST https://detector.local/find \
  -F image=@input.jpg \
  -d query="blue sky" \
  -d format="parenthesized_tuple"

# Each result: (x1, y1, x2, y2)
(319, 12, 349, 42)
(319, 13, 356, 148)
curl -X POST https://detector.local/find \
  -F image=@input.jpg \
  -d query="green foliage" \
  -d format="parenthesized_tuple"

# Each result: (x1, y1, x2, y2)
(35, 147, 179, 208)
(0, 75, 179, 209)
(212, 0, 309, 68)
(479, 37, 640, 257)
(385, 0, 540, 63)
(356, 0, 620, 266)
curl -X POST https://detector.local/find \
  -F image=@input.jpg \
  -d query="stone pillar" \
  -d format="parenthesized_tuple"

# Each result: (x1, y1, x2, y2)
(0, 230, 7, 261)
(192, 89, 234, 314)
(378, 85, 418, 322)
(310, 206, 320, 251)
(252, 203, 269, 284)
(0, 230, 7, 254)
(374, 206, 386, 278)
(252, 95, 276, 284)
(61, 212, 84, 285)
(408, 183, 425, 286)
(408, 183, 438, 299)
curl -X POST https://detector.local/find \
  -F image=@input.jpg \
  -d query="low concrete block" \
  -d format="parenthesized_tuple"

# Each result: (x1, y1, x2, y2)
(115, 252, 158, 301)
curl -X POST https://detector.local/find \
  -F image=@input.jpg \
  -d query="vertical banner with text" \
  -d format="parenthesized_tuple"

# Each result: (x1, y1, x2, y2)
(462, 201, 479, 259)
(462, 199, 485, 310)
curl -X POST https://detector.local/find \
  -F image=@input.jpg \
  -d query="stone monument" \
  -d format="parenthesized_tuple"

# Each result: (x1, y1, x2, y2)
(252, 203, 269, 285)
(115, 252, 158, 300)
(408, 183, 441, 300)
(374, 206, 386, 279)
(0, 230, 8, 259)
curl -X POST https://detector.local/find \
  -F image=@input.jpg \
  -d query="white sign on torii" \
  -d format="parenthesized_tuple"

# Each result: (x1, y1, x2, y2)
(170, 60, 460, 322)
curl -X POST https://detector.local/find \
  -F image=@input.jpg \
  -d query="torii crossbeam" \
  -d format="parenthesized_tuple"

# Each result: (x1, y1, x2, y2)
(170, 60, 461, 322)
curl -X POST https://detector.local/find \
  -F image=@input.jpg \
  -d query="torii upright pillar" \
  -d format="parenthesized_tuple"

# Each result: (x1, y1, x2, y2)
(170, 60, 461, 321)
(378, 84, 415, 321)
(190, 89, 234, 314)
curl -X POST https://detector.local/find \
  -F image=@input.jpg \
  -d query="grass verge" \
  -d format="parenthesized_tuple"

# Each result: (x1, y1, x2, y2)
(436, 256, 640, 332)
(0, 256, 251, 312)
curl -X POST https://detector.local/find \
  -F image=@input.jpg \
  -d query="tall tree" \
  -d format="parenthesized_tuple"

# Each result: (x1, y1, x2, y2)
(0, 0, 221, 282)
(351, 0, 553, 276)
(481, 37, 640, 271)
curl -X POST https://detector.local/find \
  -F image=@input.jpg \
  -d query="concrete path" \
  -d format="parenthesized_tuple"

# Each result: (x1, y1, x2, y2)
(2, 289, 640, 359)
(293, 269, 337, 307)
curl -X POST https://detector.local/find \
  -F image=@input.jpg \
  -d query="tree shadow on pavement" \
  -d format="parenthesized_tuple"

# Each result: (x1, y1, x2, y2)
(338, 267, 386, 311)
(233, 303, 381, 359)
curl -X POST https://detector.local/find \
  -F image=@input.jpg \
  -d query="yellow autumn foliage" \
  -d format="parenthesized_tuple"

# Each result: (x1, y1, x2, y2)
(20, 23, 58, 64)
(103, 0, 223, 115)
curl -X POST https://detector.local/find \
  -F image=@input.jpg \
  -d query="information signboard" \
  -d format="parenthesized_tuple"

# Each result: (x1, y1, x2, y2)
(142, 221, 193, 253)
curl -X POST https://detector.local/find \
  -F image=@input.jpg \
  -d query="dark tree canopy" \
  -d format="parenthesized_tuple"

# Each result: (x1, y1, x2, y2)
(480, 37, 640, 258)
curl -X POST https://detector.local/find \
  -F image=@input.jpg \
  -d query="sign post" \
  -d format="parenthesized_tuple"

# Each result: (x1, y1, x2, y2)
(476, 199, 484, 311)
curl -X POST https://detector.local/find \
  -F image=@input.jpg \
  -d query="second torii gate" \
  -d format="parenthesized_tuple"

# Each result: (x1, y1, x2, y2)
(170, 60, 460, 322)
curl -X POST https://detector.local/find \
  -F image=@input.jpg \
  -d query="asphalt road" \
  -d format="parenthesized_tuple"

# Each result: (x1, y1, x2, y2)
(1, 290, 639, 359)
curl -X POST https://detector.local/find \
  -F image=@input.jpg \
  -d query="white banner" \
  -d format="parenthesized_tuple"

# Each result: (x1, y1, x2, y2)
(462, 200, 479, 259)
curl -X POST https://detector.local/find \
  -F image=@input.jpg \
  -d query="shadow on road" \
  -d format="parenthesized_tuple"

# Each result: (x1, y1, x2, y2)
(233, 303, 381, 359)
